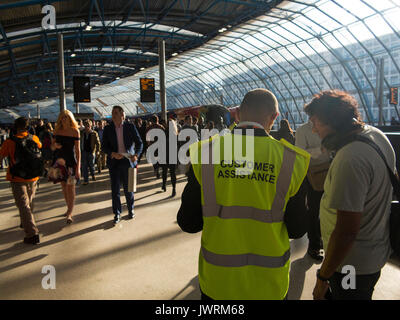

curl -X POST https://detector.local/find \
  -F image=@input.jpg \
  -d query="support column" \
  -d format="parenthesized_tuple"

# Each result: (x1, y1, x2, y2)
(377, 58, 385, 126)
(58, 33, 66, 112)
(37, 104, 40, 119)
(158, 39, 167, 123)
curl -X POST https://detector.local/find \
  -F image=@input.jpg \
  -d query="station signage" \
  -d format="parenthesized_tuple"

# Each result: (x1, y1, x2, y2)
(140, 78, 156, 103)
(390, 87, 399, 105)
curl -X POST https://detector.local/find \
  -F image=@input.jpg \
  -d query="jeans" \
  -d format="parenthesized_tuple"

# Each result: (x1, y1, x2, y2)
(329, 271, 381, 300)
(81, 151, 95, 182)
(109, 158, 134, 216)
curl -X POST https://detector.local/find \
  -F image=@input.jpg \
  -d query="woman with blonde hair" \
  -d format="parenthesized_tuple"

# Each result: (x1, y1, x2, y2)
(50, 110, 81, 223)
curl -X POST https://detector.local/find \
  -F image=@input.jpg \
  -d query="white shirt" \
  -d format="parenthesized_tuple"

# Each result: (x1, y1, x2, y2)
(295, 121, 329, 166)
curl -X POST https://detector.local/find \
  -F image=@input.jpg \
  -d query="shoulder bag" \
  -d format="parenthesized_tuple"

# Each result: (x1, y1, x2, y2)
(353, 135, 400, 258)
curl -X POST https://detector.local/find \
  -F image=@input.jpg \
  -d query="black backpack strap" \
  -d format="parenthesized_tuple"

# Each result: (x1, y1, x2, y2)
(354, 135, 400, 198)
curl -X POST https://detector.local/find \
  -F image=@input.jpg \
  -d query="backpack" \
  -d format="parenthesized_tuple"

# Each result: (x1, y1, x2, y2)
(10, 134, 44, 179)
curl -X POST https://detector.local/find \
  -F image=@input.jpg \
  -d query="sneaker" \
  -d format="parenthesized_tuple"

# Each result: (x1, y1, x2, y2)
(113, 215, 121, 225)
(82, 181, 89, 185)
(128, 212, 135, 220)
(307, 248, 324, 262)
(23, 234, 40, 245)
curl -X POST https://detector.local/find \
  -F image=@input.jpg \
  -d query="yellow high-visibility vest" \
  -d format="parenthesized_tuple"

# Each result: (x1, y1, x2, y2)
(190, 132, 310, 300)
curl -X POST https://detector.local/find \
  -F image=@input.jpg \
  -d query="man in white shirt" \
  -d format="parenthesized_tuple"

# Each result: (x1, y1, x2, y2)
(295, 121, 330, 261)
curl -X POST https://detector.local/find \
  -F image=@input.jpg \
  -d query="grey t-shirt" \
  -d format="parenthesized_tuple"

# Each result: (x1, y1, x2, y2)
(320, 125, 394, 275)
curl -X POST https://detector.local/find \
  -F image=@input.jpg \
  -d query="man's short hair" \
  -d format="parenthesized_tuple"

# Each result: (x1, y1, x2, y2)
(113, 105, 124, 113)
(14, 117, 29, 131)
(304, 90, 363, 132)
(240, 89, 278, 116)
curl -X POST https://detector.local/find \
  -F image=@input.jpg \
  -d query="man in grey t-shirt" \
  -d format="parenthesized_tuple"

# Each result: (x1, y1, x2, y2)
(304, 90, 394, 300)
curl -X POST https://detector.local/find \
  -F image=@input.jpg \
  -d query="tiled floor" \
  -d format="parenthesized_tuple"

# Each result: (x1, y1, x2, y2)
(0, 162, 399, 300)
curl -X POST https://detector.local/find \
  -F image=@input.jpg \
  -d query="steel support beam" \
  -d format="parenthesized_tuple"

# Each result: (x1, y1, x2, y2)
(158, 39, 167, 123)
(58, 33, 66, 111)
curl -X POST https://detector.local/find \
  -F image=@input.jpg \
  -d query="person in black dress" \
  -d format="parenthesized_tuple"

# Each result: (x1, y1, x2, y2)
(51, 110, 81, 224)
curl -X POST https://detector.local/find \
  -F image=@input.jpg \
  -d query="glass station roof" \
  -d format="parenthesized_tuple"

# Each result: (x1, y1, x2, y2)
(2, 0, 400, 127)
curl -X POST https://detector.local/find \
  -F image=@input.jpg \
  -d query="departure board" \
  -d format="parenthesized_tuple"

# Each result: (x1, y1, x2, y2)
(140, 78, 156, 103)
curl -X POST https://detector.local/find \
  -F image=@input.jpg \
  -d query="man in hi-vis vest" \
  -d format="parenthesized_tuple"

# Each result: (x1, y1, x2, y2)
(177, 89, 310, 300)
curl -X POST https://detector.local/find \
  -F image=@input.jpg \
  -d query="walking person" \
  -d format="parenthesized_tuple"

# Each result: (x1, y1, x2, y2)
(146, 115, 164, 179)
(0, 117, 42, 244)
(80, 119, 101, 185)
(50, 110, 81, 224)
(41, 122, 54, 175)
(177, 89, 310, 300)
(102, 106, 143, 225)
(161, 120, 179, 197)
(307, 90, 395, 300)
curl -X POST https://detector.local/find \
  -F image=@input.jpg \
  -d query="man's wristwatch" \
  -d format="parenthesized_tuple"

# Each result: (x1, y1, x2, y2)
(316, 269, 330, 282)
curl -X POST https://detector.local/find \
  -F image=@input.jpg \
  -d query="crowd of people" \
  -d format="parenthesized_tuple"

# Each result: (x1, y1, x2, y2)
(0, 88, 397, 301)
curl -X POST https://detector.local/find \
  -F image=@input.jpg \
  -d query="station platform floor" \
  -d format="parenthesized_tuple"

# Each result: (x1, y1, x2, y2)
(0, 161, 399, 300)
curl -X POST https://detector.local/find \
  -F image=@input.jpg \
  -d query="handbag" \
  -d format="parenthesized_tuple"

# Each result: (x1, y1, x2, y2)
(307, 161, 330, 191)
(128, 167, 137, 193)
(353, 135, 400, 257)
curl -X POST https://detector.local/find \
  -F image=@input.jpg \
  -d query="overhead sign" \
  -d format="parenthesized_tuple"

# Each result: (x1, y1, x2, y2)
(73, 76, 91, 103)
(140, 78, 156, 103)
(390, 87, 398, 105)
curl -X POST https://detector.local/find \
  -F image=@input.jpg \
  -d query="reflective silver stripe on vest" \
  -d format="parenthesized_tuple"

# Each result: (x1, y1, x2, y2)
(201, 142, 297, 223)
(201, 247, 290, 268)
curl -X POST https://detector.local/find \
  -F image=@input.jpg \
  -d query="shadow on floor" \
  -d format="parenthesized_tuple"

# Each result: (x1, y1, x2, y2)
(0, 227, 186, 297)
(287, 253, 316, 300)
(0, 204, 116, 253)
(171, 275, 200, 300)
(0, 254, 48, 273)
